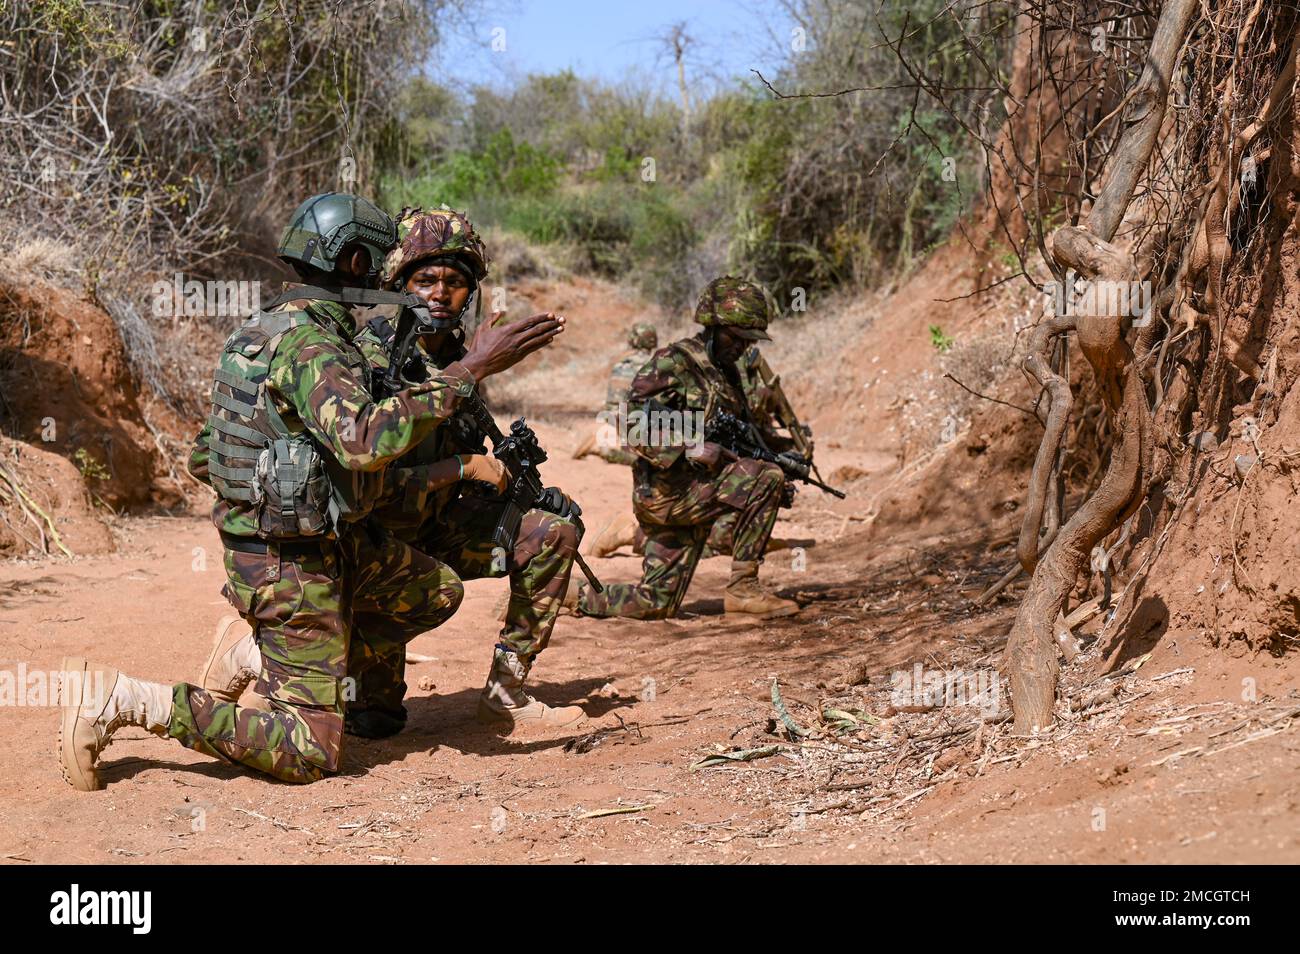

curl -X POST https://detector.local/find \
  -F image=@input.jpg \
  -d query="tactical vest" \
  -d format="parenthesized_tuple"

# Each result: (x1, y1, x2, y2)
(205, 308, 375, 538)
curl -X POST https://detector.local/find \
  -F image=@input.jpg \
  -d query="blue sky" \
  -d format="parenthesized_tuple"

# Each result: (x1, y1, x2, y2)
(434, 0, 794, 92)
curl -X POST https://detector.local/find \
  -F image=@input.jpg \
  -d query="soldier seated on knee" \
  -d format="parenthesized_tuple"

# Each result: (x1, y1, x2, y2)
(59, 193, 563, 789)
(571, 276, 800, 622)
(346, 207, 587, 734)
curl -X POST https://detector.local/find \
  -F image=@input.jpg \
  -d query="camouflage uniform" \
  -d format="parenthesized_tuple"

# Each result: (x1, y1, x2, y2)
(578, 331, 786, 619)
(345, 318, 577, 718)
(338, 207, 578, 724)
(625, 344, 795, 559)
(591, 322, 658, 465)
(176, 295, 476, 782)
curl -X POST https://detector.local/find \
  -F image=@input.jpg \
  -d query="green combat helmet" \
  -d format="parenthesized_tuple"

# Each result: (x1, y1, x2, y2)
(277, 192, 397, 281)
(627, 321, 658, 351)
(694, 276, 772, 340)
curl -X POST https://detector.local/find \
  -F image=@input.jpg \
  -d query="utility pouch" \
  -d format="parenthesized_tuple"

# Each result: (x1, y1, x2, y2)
(252, 437, 332, 538)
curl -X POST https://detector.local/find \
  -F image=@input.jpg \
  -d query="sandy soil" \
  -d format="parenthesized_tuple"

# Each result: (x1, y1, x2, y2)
(0, 274, 1295, 865)
(0, 436, 1295, 865)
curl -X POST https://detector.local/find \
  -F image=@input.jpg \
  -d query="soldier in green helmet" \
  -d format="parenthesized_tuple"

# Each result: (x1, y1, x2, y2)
(56, 193, 564, 789)
(571, 276, 800, 621)
(199, 207, 588, 736)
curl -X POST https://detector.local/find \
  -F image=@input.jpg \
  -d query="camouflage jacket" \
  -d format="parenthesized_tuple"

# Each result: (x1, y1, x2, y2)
(188, 297, 476, 538)
(351, 318, 489, 541)
(624, 332, 760, 510)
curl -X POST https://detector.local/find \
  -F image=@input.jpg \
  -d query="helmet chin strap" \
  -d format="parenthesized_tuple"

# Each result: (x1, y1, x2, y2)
(413, 279, 479, 334)
(705, 325, 720, 363)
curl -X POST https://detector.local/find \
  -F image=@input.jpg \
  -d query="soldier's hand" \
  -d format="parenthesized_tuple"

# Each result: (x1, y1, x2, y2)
(459, 454, 509, 492)
(461, 312, 565, 380)
(687, 441, 725, 468)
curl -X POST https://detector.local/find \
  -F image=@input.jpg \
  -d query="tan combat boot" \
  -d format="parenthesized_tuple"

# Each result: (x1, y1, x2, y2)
(57, 657, 174, 792)
(198, 617, 262, 704)
(476, 648, 586, 730)
(571, 428, 598, 460)
(723, 560, 800, 619)
(587, 512, 638, 558)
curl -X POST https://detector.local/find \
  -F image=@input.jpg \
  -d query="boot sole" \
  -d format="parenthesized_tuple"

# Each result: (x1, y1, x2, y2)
(725, 604, 801, 620)
(57, 656, 99, 792)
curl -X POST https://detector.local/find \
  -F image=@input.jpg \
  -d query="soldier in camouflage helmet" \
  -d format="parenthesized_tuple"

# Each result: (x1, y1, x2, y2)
(626, 321, 658, 351)
(572, 320, 660, 465)
(572, 276, 799, 620)
(588, 341, 816, 559)
(56, 194, 564, 790)
(349, 206, 586, 734)
(196, 207, 582, 737)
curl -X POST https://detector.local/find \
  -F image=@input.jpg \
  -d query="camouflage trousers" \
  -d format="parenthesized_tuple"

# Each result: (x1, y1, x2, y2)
(631, 510, 739, 558)
(168, 526, 460, 784)
(349, 496, 578, 714)
(578, 458, 784, 620)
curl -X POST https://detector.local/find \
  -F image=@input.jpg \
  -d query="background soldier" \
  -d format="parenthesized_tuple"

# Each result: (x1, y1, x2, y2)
(587, 342, 816, 559)
(57, 193, 561, 790)
(573, 276, 799, 621)
(572, 321, 659, 465)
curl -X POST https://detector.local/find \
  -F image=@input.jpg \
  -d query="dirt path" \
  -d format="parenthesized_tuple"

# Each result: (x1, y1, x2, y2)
(0, 275, 1295, 864)
(0, 431, 1296, 864)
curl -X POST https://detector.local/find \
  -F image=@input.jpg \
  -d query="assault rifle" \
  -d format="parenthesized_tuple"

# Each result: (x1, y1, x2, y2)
(705, 409, 846, 499)
(749, 351, 825, 481)
(377, 304, 601, 591)
(462, 403, 603, 592)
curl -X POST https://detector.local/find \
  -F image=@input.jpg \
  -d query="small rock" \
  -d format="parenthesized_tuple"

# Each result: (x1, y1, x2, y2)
(417, 676, 436, 692)
(838, 659, 871, 686)
(1234, 452, 1257, 478)
(1096, 762, 1130, 786)
(933, 748, 963, 774)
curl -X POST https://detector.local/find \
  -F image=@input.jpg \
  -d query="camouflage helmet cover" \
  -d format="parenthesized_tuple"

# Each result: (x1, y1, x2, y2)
(693, 276, 772, 340)
(627, 321, 658, 350)
(277, 192, 397, 277)
(382, 206, 490, 288)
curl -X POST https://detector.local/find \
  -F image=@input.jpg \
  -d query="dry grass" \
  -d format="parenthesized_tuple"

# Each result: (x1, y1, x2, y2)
(0, 238, 82, 290)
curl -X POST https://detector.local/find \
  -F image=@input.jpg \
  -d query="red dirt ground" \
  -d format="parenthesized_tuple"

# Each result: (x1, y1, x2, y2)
(0, 275, 1296, 865)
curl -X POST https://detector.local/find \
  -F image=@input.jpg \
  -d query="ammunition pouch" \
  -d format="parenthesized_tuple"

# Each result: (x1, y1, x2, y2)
(251, 437, 335, 538)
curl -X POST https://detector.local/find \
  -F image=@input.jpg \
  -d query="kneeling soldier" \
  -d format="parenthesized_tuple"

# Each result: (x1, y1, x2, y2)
(574, 276, 799, 621)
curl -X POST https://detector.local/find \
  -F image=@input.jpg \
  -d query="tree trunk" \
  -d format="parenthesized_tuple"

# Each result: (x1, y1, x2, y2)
(1005, 0, 1198, 733)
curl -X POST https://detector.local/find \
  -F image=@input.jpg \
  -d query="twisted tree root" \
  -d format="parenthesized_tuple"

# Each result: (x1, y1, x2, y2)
(1004, 0, 1198, 733)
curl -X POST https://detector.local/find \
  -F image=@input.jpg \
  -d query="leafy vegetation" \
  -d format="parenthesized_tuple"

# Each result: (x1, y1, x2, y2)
(380, 1, 1015, 312)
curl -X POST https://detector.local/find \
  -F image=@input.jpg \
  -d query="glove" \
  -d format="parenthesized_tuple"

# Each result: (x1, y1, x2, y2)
(458, 454, 508, 492)
(780, 481, 797, 508)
